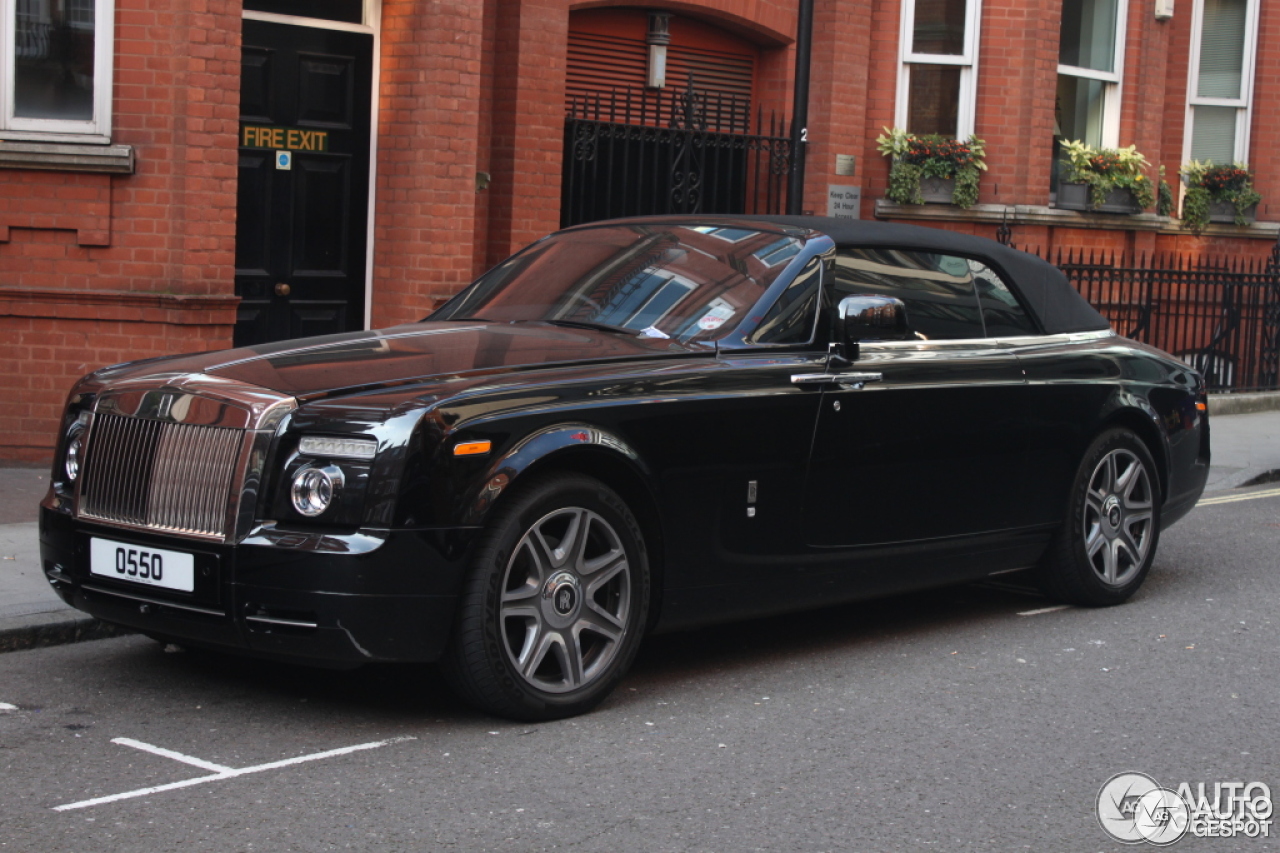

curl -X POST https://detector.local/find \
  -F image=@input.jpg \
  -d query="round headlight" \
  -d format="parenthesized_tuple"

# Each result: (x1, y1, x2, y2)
(290, 464, 344, 517)
(65, 429, 84, 482)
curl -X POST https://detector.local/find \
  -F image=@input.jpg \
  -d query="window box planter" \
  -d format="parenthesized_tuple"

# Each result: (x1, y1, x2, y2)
(1208, 201, 1257, 224)
(1056, 182, 1143, 214)
(919, 176, 956, 204)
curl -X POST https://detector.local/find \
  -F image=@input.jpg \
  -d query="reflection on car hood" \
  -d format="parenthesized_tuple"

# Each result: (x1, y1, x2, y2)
(94, 321, 696, 398)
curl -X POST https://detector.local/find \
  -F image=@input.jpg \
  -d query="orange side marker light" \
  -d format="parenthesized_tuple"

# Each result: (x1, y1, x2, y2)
(454, 440, 492, 457)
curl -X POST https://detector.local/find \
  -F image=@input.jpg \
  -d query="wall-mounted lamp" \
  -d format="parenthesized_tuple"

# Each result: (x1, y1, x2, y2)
(1155, 0, 1173, 20)
(647, 12, 671, 89)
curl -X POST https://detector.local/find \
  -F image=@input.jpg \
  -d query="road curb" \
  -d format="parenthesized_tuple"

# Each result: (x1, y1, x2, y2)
(0, 611, 133, 654)
(1208, 391, 1280, 416)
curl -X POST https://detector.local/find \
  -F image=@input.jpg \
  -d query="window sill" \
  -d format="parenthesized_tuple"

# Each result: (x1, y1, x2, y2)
(0, 141, 135, 174)
(874, 200, 1280, 239)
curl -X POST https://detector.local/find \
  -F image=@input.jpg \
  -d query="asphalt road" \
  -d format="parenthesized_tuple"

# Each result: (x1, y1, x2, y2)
(1, 488, 1277, 852)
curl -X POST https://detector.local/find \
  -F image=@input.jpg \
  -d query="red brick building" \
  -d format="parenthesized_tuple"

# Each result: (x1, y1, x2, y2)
(3, 0, 1277, 460)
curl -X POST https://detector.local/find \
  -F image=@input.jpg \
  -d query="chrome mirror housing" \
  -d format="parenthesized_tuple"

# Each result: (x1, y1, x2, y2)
(838, 295, 911, 345)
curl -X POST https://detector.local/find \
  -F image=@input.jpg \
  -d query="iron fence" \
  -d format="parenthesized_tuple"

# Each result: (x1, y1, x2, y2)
(1049, 248, 1280, 392)
(562, 84, 792, 228)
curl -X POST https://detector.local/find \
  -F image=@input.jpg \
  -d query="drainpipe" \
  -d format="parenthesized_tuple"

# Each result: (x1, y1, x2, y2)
(787, 0, 814, 215)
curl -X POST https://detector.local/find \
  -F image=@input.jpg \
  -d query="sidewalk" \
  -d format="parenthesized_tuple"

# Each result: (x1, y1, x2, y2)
(4, 405, 1279, 653)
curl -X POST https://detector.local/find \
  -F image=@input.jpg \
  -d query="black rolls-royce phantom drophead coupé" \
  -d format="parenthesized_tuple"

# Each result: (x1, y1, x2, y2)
(40, 216, 1209, 720)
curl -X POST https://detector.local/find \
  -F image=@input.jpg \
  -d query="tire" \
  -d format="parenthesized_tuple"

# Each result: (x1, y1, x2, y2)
(1038, 428, 1161, 607)
(442, 473, 650, 720)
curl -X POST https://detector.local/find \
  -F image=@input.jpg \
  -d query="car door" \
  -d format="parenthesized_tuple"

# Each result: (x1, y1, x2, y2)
(800, 248, 1035, 576)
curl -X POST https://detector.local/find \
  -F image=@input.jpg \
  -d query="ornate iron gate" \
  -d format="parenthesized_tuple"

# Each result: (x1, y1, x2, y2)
(562, 83, 792, 228)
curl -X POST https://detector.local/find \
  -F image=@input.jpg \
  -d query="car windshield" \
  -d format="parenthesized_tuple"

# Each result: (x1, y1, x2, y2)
(432, 223, 807, 345)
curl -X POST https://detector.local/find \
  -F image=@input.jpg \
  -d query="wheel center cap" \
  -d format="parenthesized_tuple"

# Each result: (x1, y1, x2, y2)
(1103, 494, 1122, 530)
(543, 571, 581, 619)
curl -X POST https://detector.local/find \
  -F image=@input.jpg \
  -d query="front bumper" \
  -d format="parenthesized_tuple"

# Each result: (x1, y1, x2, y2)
(39, 507, 478, 666)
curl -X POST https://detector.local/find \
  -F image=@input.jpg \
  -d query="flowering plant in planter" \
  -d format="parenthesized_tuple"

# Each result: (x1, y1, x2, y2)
(876, 127, 987, 208)
(1059, 140, 1154, 211)
(1180, 160, 1261, 232)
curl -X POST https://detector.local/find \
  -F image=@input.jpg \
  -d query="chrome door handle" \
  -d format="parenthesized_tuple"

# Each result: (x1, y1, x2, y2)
(790, 371, 883, 387)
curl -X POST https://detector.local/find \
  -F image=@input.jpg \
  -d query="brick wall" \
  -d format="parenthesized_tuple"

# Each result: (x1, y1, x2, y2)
(800, 0, 869, 216)
(369, 0, 485, 326)
(1251, 0, 1280, 220)
(0, 0, 243, 463)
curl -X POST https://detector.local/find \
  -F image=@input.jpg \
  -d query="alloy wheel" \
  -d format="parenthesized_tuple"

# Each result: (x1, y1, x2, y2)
(499, 506, 631, 693)
(1082, 447, 1155, 587)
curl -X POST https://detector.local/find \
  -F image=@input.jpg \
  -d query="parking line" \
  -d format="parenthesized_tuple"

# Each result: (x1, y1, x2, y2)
(112, 737, 234, 773)
(1017, 605, 1072, 616)
(1198, 486, 1280, 506)
(54, 736, 417, 812)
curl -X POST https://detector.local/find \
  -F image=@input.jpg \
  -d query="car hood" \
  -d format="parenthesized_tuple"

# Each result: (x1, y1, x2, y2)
(92, 321, 699, 398)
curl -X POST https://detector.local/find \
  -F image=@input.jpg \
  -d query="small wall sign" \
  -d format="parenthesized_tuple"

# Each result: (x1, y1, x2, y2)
(241, 125, 330, 152)
(827, 185, 861, 219)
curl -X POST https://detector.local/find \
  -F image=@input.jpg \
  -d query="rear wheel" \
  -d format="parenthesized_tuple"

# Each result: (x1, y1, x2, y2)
(1038, 428, 1161, 606)
(443, 473, 649, 720)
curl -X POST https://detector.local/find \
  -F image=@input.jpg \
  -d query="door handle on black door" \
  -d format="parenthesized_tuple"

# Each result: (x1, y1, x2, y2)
(790, 371, 883, 388)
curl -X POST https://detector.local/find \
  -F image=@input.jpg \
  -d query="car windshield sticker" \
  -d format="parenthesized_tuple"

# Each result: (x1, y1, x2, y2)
(697, 299, 735, 331)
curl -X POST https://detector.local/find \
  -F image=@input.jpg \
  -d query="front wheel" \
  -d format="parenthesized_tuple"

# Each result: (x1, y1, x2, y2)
(443, 473, 650, 720)
(1038, 428, 1161, 607)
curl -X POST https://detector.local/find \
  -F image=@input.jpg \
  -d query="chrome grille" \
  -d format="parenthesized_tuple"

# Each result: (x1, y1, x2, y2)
(79, 413, 244, 538)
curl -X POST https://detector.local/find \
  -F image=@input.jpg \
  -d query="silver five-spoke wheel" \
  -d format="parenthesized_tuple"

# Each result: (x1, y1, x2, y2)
(1039, 428, 1161, 607)
(1082, 446, 1155, 587)
(500, 506, 631, 693)
(444, 473, 649, 720)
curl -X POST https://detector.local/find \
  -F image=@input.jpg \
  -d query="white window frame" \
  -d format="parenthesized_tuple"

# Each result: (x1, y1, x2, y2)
(1056, 0, 1129, 148)
(895, 0, 983, 140)
(0, 0, 115, 142)
(1182, 0, 1259, 166)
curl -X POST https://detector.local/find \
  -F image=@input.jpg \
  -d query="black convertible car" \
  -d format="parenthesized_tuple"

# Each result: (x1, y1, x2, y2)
(40, 216, 1209, 720)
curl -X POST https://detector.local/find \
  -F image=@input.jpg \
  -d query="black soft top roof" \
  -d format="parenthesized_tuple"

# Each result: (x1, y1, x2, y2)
(738, 215, 1111, 335)
(580, 215, 1109, 335)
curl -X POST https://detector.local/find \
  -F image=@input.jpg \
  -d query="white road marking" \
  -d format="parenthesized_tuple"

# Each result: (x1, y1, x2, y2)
(54, 736, 417, 812)
(0, 702, 17, 711)
(1017, 605, 1072, 617)
(112, 738, 234, 773)
(1198, 486, 1280, 506)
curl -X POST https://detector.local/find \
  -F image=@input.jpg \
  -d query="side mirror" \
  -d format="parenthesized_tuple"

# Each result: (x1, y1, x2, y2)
(837, 295, 911, 347)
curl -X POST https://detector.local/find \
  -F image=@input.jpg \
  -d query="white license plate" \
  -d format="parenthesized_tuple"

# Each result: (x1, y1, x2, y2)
(90, 538, 195, 593)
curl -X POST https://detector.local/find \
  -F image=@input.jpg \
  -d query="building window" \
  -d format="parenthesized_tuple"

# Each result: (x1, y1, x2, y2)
(1054, 0, 1128, 193)
(1185, 0, 1258, 165)
(896, 0, 982, 139)
(1, 0, 114, 141)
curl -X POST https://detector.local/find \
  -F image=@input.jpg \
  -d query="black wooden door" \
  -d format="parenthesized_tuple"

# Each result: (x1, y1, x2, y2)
(235, 20, 373, 347)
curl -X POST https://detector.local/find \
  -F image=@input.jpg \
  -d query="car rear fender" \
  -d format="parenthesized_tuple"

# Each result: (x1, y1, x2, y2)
(1097, 393, 1171, 504)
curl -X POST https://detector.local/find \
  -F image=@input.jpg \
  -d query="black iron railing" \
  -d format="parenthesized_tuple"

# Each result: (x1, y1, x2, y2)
(1050, 248, 1280, 392)
(562, 84, 792, 228)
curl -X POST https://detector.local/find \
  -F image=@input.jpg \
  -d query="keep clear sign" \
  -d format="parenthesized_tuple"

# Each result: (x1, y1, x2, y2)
(240, 125, 330, 152)
(828, 185, 861, 219)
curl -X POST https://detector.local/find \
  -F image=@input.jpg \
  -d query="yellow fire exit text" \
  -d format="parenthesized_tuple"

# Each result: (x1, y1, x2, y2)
(241, 125, 330, 152)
